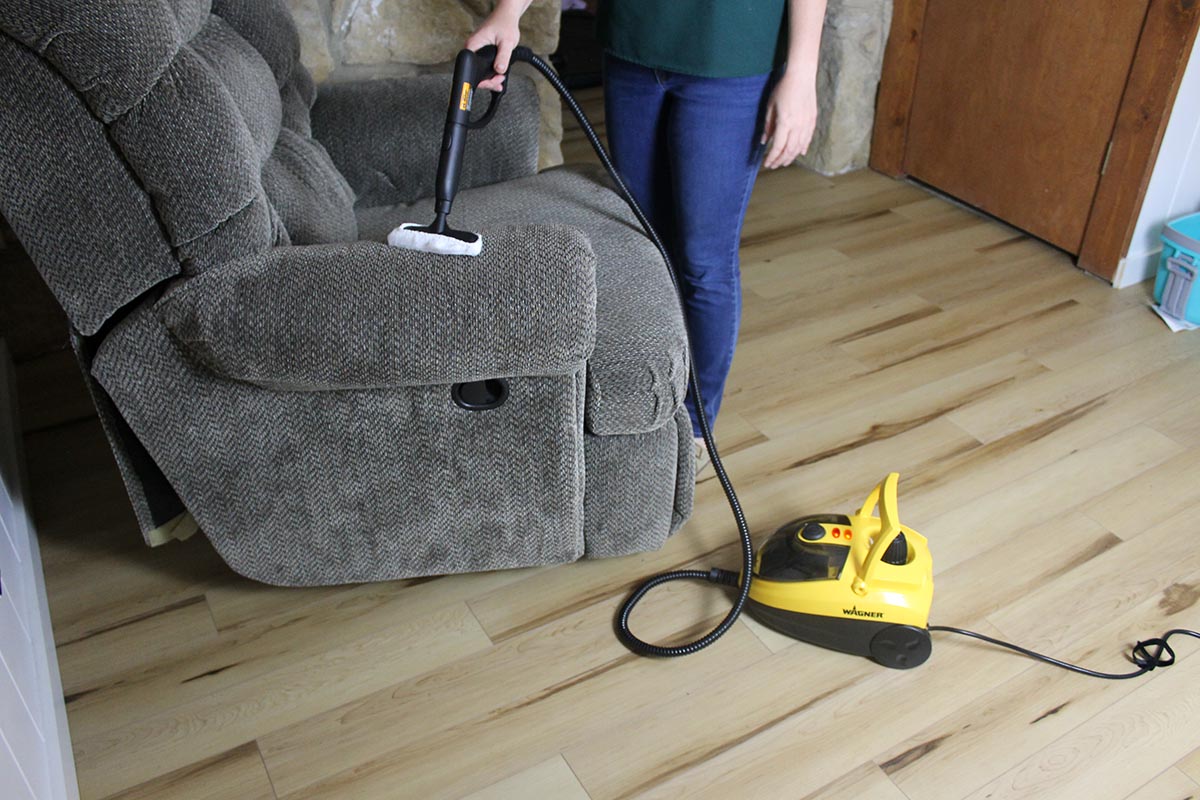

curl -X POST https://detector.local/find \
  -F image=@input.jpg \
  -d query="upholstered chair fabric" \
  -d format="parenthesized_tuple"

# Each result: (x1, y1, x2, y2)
(0, 0, 693, 585)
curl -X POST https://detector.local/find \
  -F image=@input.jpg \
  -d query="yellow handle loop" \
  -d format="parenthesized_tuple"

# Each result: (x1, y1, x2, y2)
(852, 472, 903, 596)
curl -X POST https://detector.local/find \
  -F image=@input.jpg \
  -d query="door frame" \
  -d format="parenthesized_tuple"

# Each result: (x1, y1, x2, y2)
(869, 0, 1200, 281)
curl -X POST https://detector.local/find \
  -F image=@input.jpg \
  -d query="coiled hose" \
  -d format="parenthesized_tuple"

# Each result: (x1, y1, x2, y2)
(516, 50, 751, 657)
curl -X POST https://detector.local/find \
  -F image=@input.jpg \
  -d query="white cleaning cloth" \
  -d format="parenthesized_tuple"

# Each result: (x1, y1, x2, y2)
(387, 223, 483, 257)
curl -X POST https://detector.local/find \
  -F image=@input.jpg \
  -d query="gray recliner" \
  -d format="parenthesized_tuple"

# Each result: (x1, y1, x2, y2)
(0, 0, 694, 585)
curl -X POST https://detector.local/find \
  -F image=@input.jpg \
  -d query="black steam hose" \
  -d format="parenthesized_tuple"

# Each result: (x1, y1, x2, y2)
(483, 54, 1200, 674)
(516, 50, 751, 656)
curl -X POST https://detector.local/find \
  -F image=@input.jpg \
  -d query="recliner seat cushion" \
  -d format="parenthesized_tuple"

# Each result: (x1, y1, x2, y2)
(313, 74, 542, 208)
(357, 165, 689, 436)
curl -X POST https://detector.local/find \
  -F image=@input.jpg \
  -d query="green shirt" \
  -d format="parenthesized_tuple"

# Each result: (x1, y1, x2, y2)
(598, 0, 788, 79)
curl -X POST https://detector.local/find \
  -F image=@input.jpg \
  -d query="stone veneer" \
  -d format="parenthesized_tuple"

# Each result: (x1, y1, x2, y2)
(285, 0, 891, 177)
(799, 0, 894, 175)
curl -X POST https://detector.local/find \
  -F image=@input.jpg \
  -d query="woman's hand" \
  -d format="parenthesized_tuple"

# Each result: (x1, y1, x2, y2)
(761, 69, 819, 169)
(465, 2, 526, 92)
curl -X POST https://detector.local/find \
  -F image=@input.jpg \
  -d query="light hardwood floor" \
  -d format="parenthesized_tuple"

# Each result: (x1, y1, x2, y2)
(18, 89, 1200, 800)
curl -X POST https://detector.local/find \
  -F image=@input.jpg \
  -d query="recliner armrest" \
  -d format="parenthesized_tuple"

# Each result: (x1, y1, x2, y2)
(311, 73, 541, 208)
(156, 225, 596, 390)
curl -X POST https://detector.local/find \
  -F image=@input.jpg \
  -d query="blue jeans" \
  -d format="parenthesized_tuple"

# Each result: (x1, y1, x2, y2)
(603, 54, 773, 438)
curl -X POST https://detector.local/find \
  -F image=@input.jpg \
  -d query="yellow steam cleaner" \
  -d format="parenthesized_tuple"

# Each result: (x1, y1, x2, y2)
(746, 473, 933, 668)
(401, 46, 1195, 678)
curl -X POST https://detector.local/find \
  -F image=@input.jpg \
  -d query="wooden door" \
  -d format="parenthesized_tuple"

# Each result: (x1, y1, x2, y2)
(872, 0, 1200, 279)
(903, 0, 1149, 253)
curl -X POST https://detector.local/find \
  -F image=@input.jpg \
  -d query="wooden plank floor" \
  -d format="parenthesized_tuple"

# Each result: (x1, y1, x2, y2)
(19, 89, 1200, 799)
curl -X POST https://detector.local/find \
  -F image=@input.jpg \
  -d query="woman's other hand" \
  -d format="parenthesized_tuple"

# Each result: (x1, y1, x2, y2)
(465, 1, 528, 91)
(763, 0, 826, 169)
(761, 70, 819, 170)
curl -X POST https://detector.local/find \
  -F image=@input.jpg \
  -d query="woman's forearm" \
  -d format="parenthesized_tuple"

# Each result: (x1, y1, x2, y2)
(493, 0, 535, 18)
(762, 0, 825, 167)
(785, 0, 827, 83)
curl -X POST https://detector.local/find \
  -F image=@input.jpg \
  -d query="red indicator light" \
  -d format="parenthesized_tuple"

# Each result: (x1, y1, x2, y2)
(832, 529, 841, 538)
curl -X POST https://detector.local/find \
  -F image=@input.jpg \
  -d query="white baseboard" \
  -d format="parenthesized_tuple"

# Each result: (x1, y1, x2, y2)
(1114, 248, 1162, 289)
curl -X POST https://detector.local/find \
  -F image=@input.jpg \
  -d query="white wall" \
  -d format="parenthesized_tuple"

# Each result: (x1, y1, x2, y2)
(1115, 37, 1200, 288)
(0, 342, 78, 800)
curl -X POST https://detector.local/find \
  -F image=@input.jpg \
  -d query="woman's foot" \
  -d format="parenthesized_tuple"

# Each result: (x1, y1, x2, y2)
(694, 436, 711, 477)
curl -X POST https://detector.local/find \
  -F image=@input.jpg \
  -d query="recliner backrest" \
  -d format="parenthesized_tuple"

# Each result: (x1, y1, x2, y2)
(0, 0, 356, 335)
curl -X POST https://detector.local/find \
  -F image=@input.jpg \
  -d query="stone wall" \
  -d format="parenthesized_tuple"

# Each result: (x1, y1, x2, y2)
(799, 0, 894, 176)
(286, 0, 563, 168)
(283, 1, 891, 177)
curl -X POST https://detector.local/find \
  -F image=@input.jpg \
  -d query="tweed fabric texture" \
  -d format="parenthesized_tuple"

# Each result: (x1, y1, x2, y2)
(107, 16, 282, 249)
(174, 187, 287, 275)
(582, 406, 694, 559)
(93, 301, 588, 585)
(70, 329, 186, 537)
(357, 165, 689, 436)
(1, 0, 357, 279)
(211, 0, 300, 86)
(3, 1, 693, 578)
(0, 34, 179, 336)
(260, 129, 358, 244)
(280, 67, 316, 137)
(157, 226, 598, 389)
(312, 74, 541, 208)
(669, 405, 696, 533)
(0, 0, 212, 123)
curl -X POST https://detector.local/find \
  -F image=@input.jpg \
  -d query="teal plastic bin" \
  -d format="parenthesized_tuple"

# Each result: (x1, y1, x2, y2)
(1154, 211, 1200, 323)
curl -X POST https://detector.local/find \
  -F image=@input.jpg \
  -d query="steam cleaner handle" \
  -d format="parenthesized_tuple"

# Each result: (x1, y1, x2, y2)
(436, 46, 537, 216)
(435, 46, 500, 217)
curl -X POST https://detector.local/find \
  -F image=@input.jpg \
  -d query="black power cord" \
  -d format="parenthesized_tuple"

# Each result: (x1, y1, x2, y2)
(516, 50, 754, 657)
(930, 626, 1199, 679)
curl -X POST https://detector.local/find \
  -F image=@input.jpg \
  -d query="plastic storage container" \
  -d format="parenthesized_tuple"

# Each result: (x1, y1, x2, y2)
(1154, 211, 1200, 324)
